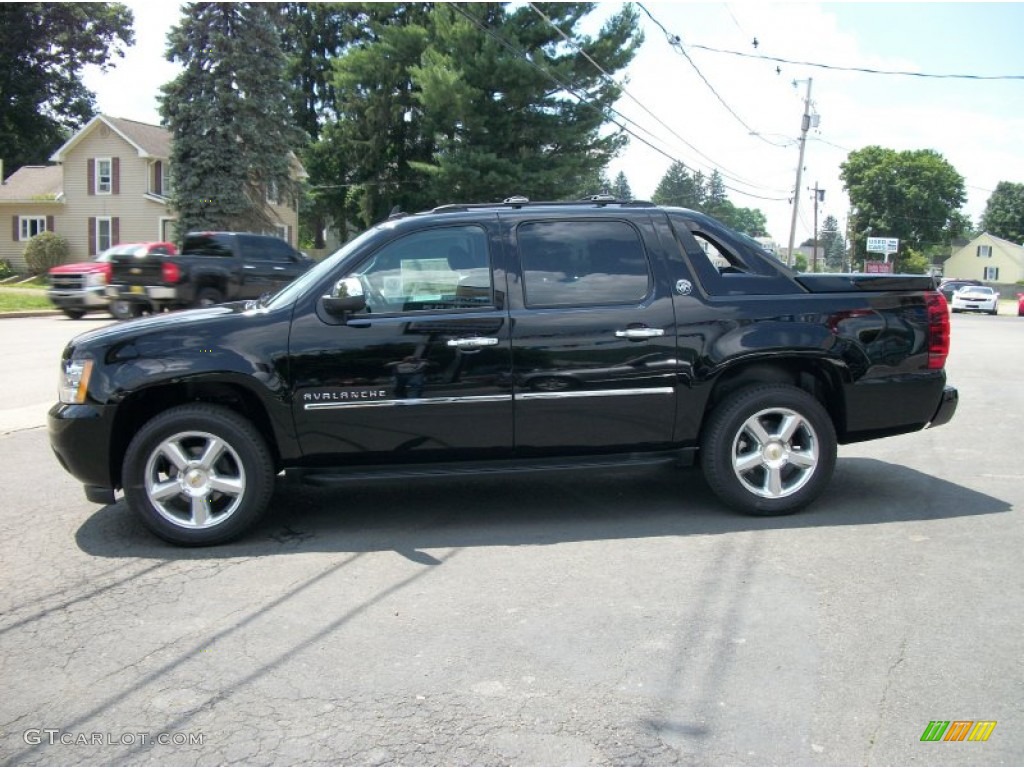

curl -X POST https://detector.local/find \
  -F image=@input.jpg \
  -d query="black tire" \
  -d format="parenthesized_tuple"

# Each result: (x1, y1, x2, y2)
(122, 404, 275, 546)
(195, 287, 224, 307)
(61, 308, 86, 320)
(700, 384, 837, 516)
(109, 299, 142, 320)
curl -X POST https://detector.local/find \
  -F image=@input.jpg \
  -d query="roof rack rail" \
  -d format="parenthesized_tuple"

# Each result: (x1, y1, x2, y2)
(430, 198, 656, 214)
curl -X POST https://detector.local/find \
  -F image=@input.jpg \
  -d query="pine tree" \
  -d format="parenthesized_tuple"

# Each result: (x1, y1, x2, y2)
(703, 170, 728, 219)
(610, 171, 632, 200)
(160, 2, 304, 237)
(820, 215, 845, 270)
(652, 162, 701, 208)
(410, 3, 642, 205)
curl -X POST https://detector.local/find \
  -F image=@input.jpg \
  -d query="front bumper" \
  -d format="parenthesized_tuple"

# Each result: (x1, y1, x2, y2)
(46, 286, 108, 309)
(48, 402, 117, 492)
(951, 300, 997, 312)
(927, 385, 958, 429)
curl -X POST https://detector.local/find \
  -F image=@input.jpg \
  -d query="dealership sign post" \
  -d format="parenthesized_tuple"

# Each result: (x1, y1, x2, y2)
(866, 236, 899, 273)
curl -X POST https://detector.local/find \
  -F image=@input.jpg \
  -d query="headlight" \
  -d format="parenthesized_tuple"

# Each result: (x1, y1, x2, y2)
(58, 359, 94, 404)
(85, 271, 106, 287)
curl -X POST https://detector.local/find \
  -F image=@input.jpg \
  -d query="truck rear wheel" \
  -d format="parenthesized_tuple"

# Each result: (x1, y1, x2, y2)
(700, 384, 836, 516)
(109, 300, 142, 320)
(122, 404, 275, 546)
(61, 308, 86, 320)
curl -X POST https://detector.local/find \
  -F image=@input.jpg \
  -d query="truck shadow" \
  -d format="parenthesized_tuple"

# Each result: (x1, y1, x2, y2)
(75, 457, 1011, 560)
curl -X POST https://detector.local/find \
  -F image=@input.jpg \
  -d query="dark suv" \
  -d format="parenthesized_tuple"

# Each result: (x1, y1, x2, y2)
(50, 198, 956, 545)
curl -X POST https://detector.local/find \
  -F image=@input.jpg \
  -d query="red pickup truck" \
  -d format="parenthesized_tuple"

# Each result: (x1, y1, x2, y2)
(47, 242, 177, 319)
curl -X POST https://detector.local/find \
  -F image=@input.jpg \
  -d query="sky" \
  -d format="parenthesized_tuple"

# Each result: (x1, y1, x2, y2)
(82, 1, 1024, 249)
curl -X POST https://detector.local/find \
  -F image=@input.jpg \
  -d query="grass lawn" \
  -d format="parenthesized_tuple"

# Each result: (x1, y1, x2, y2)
(0, 284, 55, 312)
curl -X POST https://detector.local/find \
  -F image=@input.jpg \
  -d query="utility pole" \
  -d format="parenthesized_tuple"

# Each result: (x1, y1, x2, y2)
(786, 77, 813, 267)
(811, 183, 824, 272)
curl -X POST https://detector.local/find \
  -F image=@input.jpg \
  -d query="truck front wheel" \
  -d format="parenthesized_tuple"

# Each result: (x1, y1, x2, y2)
(122, 404, 275, 545)
(700, 384, 836, 516)
(195, 287, 224, 307)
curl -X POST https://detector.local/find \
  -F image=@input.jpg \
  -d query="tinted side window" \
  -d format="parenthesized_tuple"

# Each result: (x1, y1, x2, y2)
(353, 225, 493, 313)
(266, 238, 297, 262)
(241, 235, 272, 260)
(519, 220, 650, 307)
(183, 234, 234, 257)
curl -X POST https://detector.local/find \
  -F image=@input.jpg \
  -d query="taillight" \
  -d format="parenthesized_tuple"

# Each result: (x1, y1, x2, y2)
(161, 261, 181, 283)
(925, 291, 950, 370)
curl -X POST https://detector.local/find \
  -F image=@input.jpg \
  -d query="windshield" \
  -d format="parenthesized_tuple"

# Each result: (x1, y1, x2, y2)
(264, 226, 384, 310)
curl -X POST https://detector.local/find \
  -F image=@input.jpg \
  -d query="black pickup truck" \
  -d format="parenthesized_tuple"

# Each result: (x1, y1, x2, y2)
(50, 198, 957, 545)
(104, 231, 312, 317)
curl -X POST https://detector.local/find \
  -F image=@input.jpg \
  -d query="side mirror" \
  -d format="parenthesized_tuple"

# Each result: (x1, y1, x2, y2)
(321, 276, 367, 316)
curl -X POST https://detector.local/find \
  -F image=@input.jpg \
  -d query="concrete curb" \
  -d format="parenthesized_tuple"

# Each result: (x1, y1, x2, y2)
(0, 310, 62, 319)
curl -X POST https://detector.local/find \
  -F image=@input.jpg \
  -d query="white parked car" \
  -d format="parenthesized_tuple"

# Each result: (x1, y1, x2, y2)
(950, 285, 999, 315)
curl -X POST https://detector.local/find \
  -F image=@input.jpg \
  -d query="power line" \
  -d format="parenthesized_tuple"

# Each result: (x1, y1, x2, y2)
(525, 1, 774, 191)
(636, 3, 790, 148)
(451, 5, 789, 202)
(688, 42, 1024, 81)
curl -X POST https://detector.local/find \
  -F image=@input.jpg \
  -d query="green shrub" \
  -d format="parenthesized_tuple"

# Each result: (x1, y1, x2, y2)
(0, 259, 14, 280)
(23, 231, 70, 275)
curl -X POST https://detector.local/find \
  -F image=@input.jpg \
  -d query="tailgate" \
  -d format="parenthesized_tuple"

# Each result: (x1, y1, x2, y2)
(109, 253, 168, 286)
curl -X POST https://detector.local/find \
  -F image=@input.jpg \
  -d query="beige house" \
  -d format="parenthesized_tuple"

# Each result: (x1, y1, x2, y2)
(0, 114, 301, 271)
(942, 232, 1024, 284)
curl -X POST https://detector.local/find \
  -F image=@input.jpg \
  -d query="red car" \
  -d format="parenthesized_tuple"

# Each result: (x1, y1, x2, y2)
(1018, 293, 1024, 317)
(47, 242, 177, 319)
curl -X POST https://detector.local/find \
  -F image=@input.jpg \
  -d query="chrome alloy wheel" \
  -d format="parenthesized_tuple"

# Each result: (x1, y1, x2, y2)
(143, 430, 246, 529)
(730, 407, 820, 499)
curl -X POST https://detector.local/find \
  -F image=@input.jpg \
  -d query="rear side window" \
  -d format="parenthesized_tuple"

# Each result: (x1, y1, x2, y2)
(183, 234, 234, 257)
(518, 220, 651, 307)
(265, 238, 297, 263)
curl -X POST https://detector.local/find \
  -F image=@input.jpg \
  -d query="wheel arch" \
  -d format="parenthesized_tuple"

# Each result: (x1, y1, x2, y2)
(703, 357, 848, 440)
(109, 379, 281, 488)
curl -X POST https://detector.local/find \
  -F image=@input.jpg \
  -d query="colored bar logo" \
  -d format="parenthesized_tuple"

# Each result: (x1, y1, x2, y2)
(921, 721, 997, 742)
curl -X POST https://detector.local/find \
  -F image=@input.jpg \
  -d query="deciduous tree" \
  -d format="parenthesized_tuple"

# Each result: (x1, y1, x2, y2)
(840, 146, 967, 258)
(980, 181, 1024, 244)
(0, 3, 134, 174)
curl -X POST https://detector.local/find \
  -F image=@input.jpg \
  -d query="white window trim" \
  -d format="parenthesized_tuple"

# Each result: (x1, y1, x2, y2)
(161, 163, 172, 196)
(983, 266, 999, 281)
(266, 179, 279, 206)
(977, 245, 992, 258)
(96, 216, 113, 253)
(19, 216, 47, 241)
(96, 157, 112, 195)
(274, 224, 289, 242)
(158, 217, 176, 243)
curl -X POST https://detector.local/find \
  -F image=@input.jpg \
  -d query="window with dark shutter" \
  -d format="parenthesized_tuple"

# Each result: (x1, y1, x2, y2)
(112, 158, 120, 195)
(87, 159, 95, 196)
(12, 216, 18, 242)
(88, 217, 96, 254)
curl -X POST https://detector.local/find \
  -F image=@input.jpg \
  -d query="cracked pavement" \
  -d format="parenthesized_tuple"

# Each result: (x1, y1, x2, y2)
(1, 314, 1021, 766)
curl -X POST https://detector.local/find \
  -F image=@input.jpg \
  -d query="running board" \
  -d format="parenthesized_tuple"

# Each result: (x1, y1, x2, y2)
(290, 451, 695, 486)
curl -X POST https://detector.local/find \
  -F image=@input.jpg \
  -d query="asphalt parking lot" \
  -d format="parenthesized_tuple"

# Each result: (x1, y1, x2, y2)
(0, 312, 1021, 766)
